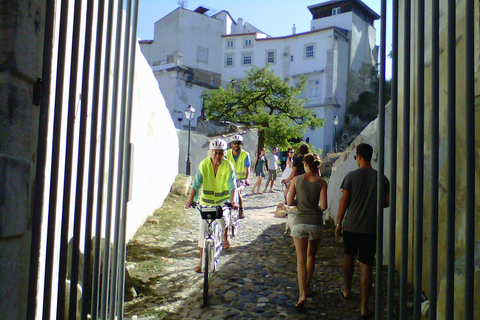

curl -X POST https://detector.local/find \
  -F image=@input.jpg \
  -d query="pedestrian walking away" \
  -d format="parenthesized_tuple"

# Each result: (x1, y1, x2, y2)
(335, 143, 390, 319)
(264, 147, 279, 192)
(282, 143, 310, 185)
(287, 153, 328, 309)
(185, 138, 239, 272)
(252, 147, 267, 194)
(226, 134, 251, 219)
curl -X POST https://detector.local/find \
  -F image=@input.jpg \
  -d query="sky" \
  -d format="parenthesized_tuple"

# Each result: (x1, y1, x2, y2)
(137, 0, 392, 78)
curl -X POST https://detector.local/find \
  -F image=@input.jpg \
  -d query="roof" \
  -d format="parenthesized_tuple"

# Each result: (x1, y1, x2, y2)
(308, 0, 380, 20)
(221, 27, 348, 42)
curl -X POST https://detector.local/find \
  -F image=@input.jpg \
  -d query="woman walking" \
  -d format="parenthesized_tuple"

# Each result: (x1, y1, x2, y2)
(287, 153, 328, 308)
(252, 148, 267, 193)
(280, 147, 295, 202)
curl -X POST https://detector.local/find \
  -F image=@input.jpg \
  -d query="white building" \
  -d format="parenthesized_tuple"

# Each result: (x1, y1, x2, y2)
(139, 0, 379, 153)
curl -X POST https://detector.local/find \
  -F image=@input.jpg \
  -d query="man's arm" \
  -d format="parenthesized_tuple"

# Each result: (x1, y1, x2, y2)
(244, 153, 251, 184)
(244, 166, 250, 181)
(335, 189, 350, 238)
(185, 170, 203, 208)
(227, 167, 239, 207)
(319, 180, 328, 211)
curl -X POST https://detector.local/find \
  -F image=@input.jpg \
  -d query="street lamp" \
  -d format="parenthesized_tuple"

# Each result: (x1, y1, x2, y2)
(333, 115, 338, 153)
(185, 105, 196, 175)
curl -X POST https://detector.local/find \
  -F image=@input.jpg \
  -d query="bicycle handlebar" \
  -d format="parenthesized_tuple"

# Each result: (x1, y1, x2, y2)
(189, 202, 233, 209)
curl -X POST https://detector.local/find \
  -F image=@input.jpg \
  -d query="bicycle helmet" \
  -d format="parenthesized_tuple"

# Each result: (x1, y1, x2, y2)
(230, 134, 243, 143)
(209, 138, 227, 151)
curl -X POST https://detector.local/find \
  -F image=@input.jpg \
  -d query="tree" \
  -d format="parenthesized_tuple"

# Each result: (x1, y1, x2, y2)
(202, 66, 324, 152)
(341, 69, 391, 149)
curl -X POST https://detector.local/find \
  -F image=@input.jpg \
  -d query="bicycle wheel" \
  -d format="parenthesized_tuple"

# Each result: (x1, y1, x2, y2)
(203, 241, 211, 306)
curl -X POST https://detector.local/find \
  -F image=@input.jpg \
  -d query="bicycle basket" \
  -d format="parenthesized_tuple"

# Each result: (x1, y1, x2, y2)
(200, 206, 223, 220)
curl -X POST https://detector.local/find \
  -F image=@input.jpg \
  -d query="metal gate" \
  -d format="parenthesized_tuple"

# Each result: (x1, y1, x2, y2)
(376, 0, 476, 319)
(27, 0, 139, 319)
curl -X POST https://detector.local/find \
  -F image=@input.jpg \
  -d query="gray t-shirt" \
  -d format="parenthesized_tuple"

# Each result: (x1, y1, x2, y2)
(340, 168, 389, 235)
(291, 175, 324, 227)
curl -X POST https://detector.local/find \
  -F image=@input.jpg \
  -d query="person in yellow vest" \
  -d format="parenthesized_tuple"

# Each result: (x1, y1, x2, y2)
(185, 138, 239, 273)
(226, 134, 251, 219)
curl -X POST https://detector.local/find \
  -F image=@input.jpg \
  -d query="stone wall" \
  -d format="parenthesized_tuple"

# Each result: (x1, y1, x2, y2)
(0, 1, 44, 318)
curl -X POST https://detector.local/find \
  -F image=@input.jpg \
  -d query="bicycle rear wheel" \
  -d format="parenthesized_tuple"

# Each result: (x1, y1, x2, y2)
(203, 242, 211, 306)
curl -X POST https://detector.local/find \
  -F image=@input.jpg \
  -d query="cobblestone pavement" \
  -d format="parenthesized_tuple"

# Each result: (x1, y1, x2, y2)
(124, 183, 390, 320)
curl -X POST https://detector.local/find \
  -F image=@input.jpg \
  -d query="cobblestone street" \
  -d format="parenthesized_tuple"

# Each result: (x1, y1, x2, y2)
(124, 182, 388, 320)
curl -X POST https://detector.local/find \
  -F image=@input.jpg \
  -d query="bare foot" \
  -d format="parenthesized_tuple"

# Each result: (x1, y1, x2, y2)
(341, 286, 352, 300)
(223, 237, 231, 249)
(295, 298, 307, 308)
(194, 265, 202, 273)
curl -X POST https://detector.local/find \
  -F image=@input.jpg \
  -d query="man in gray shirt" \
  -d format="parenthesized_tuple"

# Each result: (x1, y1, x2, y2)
(335, 143, 389, 319)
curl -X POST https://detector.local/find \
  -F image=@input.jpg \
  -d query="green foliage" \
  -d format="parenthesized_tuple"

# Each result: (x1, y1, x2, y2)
(284, 141, 322, 157)
(202, 66, 324, 150)
(346, 71, 391, 123)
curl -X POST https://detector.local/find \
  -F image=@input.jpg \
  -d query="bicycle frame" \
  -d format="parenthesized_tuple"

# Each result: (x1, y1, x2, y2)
(193, 203, 231, 306)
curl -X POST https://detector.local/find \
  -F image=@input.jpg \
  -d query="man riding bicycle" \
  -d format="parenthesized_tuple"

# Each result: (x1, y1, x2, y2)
(184, 138, 239, 273)
(226, 134, 251, 219)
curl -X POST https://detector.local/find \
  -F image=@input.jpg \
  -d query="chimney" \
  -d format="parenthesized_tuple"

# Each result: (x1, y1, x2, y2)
(238, 18, 244, 31)
(292, 24, 296, 35)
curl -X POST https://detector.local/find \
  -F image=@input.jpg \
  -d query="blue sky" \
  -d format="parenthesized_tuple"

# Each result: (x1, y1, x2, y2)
(137, 0, 392, 78)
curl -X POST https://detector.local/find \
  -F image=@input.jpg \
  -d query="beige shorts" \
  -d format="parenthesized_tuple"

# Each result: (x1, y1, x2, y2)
(268, 170, 277, 180)
(290, 224, 324, 240)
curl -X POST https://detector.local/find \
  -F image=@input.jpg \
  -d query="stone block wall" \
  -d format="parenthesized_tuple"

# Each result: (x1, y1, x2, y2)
(0, 1, 44, 318)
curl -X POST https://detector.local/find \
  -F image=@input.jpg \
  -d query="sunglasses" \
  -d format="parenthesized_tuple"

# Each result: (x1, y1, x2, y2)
(288, 151, 294, 153)
(214, 151, 224, 156)
(232, 142, 242, 145)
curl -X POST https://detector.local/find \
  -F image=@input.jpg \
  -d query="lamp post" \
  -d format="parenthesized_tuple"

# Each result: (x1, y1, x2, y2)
(333, 115, 338, 153)
(185, 105, 196, 175)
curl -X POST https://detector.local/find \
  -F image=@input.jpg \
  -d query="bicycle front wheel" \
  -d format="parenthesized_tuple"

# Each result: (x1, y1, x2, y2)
(203, 242, 211, 306)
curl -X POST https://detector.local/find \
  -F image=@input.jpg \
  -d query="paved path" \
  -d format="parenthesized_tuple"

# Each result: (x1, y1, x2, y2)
(124, 183, 377, 320)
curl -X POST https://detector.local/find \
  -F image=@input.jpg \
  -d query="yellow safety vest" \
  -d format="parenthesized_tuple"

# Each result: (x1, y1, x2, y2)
(226, 149, 248, 180)
(199, 157, 234, 205)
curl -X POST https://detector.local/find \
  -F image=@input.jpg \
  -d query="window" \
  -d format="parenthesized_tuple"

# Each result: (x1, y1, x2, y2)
(225, 53, 234, 67)
(226, 40, 235, 48)
(308, 79, 320, 98)
(266, 50, 275, 64)
(242, 52, 252, 65)
(197, 47, 208, 63)
(332, 7, 341, 15)
(304, 44, 315, 58)
(244, 38, 252, 47)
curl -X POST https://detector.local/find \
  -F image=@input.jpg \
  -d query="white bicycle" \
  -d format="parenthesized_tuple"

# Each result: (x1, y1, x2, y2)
(191, 202, 238, 306)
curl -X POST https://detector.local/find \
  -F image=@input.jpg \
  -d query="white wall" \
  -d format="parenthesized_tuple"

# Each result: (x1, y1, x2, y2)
(151, 8, 225, 74)
(311, 11, 354, 31)
(126, 43, 179, 241)
(350, 13, 378, 72)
